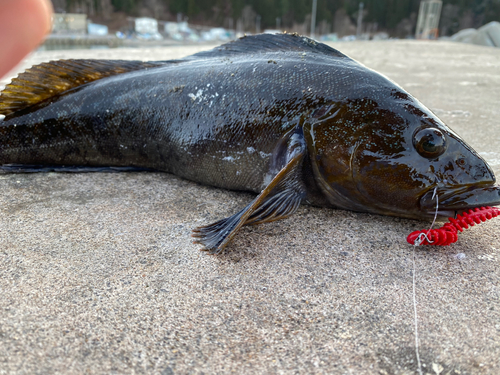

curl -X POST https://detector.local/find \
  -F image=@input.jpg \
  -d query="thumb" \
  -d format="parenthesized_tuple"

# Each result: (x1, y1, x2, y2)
(0, 0, 53, 79)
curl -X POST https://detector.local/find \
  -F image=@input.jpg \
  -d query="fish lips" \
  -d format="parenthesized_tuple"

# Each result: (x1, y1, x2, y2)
(420, 185, 500, 217)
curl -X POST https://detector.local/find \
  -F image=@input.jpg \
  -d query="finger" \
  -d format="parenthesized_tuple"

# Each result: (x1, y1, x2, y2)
(0, 0, 53, 79)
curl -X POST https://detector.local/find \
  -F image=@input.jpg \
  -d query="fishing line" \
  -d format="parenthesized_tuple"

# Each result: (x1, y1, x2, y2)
(412, 186, 438, 375)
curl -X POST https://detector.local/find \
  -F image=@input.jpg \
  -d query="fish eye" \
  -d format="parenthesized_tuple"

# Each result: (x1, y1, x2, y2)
(413, 127, 447, 159)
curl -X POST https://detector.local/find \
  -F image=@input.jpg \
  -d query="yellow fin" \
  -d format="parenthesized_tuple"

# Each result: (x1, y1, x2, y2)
(0, 59, 163, 116)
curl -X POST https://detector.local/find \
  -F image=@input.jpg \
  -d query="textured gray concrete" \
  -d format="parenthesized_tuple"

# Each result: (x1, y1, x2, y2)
(0, 40, 499, 374)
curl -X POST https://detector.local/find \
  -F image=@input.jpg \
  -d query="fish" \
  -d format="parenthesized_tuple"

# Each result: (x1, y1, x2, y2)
(0, 33, 499, 254)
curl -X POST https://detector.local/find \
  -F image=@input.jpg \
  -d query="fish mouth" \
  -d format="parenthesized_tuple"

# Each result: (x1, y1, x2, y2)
(420, 184, 500, 217)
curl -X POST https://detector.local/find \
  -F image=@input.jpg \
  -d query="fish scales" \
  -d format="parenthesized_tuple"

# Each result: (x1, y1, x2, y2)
(0, 45, 379, 191)
(1, 33, 499, 253)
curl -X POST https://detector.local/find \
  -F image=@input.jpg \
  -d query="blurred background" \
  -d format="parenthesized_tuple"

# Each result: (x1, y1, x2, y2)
(41, 0, 500, 49)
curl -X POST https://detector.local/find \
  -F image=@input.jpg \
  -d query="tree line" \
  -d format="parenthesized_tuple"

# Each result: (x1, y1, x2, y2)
(51, 0, 500, 37)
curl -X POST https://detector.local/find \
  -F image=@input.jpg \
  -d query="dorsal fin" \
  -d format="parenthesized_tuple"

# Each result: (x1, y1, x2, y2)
(189, 33, 348, 60)
(0, 59, 163, 116)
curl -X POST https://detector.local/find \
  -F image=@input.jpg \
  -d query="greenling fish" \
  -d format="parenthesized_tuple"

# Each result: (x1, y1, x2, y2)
(0, 33, 499, 253)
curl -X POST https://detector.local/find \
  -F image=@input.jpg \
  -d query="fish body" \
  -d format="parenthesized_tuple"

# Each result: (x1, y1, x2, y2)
(1, 34, 499, 253)
(0, 36, 381, 194)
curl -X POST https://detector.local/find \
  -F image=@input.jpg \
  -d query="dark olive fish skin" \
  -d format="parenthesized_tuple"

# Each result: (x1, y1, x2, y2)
(1, 34, 499, 253)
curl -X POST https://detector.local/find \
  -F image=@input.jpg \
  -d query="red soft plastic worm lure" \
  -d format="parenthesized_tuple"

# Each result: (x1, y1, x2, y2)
(407, 206, 500, 246)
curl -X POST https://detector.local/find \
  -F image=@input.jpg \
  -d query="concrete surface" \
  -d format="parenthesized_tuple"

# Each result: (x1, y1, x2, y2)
(0, 40, 499, 374)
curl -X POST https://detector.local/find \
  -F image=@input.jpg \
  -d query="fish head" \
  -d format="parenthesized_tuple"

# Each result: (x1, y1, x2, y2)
(304, 89, 500, 219)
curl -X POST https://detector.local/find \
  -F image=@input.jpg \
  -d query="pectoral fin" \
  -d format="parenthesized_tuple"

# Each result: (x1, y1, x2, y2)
(192, 132, 306, 254)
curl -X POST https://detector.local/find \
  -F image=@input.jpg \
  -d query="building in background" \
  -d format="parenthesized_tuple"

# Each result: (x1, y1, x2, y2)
(415, 0, 442, 39)
(52, 13, 87, 34)
(133, 17, 159, 35)
(129, 17, 163, 40)
(88, 23, 109, 36)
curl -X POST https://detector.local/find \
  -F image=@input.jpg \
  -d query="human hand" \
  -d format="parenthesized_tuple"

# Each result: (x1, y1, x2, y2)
(0, 0, 53, 79)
